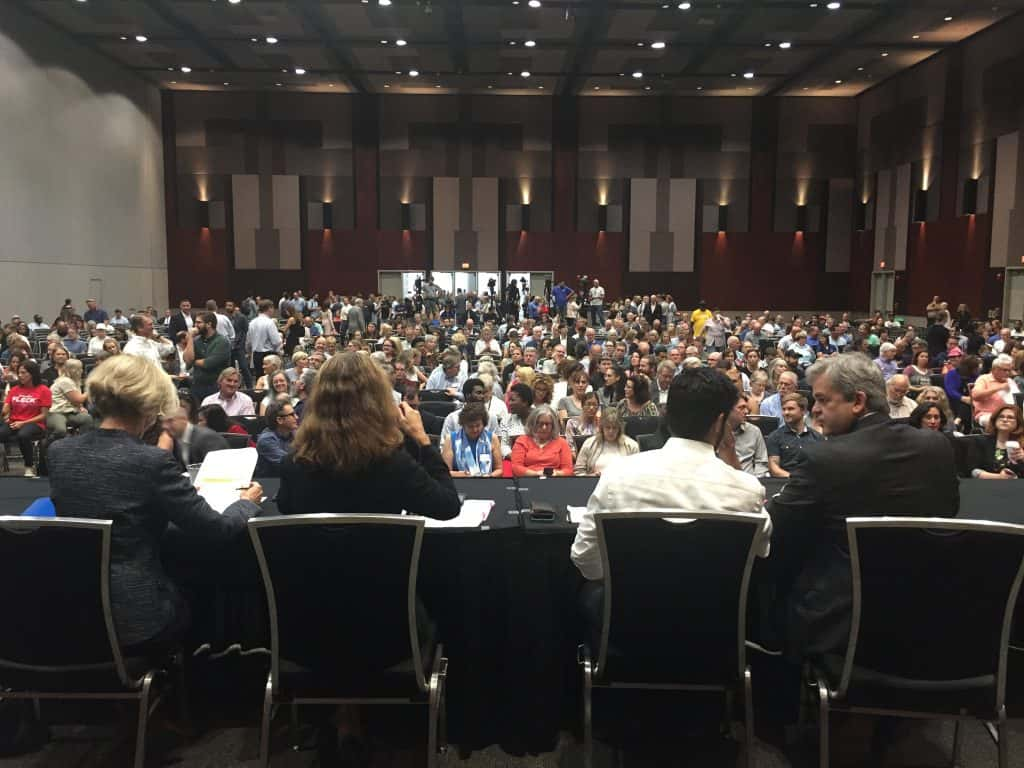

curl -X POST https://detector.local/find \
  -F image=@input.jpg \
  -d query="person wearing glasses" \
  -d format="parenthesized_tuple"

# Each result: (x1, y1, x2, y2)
(255, 400, 298, 477)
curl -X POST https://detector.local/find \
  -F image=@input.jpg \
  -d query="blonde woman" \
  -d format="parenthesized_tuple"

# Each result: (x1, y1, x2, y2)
(47, 358, 93, 437)
(574, 408, 639, 476)
(746, 370, 769, 415)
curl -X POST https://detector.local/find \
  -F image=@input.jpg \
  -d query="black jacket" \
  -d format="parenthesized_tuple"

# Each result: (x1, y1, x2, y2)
(766, 412, 959, 658)
(277, 437, 460, 520)
(168, 310, 192, 340)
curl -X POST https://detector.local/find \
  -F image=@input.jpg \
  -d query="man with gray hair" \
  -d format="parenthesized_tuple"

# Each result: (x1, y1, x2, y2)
(767, 352, 958, 658)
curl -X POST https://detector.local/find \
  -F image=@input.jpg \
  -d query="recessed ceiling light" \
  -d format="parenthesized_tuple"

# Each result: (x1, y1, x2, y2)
(378, 0, 392, 6)
(881, 51, 889, 56)
(632, 71, 643, 78)
(618, 72, 625, 77)
(384, 84, 390, 88)
(395, 70, 402, 74)
(135, 35, 147, 42)
(223, 81, 230, 86)
(644, 85, 652, 90)
(521, 71, 531, 77)
(528, 0, 541, 7)
(538, 85, 544, 89)
(435, 84, 442, 88)
(636, 42, 645, 47)
(265, 36, 278, 44)
(944, 15, 953, 21)
(662, 3, 669, 7)
(396, 39, 407, 46)
(809, 2, 818, 6)
(120, 36, 128, 41)
(488, 84, 494, 88)
(743, 72, 754, 79)
(282, 69, 288, 73)
(512, 0, 519, 4)
(525, 40, 536, 47)
(857, 66, 864, 71)
(912, 34, 920, 39)
(167, 67, 174, 71)
(329, 83, 335, 87)
(250, 37, 258, 42)
(803, 86, 809, 90)
(827, 1, 841, 8)
(507, 71, 514, 76)
(779, 41, 792, 49)
(276, 82, 283, 87)
(731, 72, 737, 77)
(409, 69, 419, 76)
(180, 66, 192, 73)
(381, 39, 389, 44)
(593, 86, 600, 90)
(678, 1, 691, 8)
(697, 85, 703, 90)
(295, 68, 306, 75)
(228, 0, 242, 4)
(170, 80, 176, 84)
(509, 41, 517, 45)
(650, 41, 666, 49)
(835, 79, 843, 84)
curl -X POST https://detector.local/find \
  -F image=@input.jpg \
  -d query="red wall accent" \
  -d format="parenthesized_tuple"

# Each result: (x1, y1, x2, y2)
(504, 231, 625, 300)
(905, 214, 991, 316)
(167, 229, 228, 305)
(305, 229, 430, 297)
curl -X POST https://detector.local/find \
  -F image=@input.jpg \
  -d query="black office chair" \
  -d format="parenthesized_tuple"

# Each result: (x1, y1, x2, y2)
(248, 515, 448, 768)
(419, 390, 454, 403)
(814, 517, 1024, 768)
(623, 415, 662, 441)
(0, 517, 185, 768)
(953, 434, 989, 478)
(235, 415, 264, 438)
(745, 415, 779, 439)
(636, 433, 664, 452)
(930, 373, 946, 388)
(580, 510, 767, 768)
(419, 400, 458, 420)
(219, 432, 250, 449)
(573, 434, 592, 454)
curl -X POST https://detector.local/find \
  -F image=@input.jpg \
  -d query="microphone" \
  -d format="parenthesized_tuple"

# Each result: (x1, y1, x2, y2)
(510, 473, 527, 516)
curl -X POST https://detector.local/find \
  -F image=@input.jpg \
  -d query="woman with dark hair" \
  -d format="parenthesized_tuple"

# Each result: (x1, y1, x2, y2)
(441, 401, 502, 477)
(944, 354, 981, 427)
(197, 403, 253, 445)
(908, 401, 947, 432)
(557, 367, 591, 422)
(904, 349, 932, 395)
(0, 359, 51, 477)
(971, 404, 1024, 479)
(598, 364, 625, 407)
(617, 374, 660, 418)
(532, 374, 554, 407)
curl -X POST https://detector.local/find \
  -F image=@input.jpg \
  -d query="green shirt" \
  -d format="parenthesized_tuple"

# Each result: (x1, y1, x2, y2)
(192, 333, 231, 389)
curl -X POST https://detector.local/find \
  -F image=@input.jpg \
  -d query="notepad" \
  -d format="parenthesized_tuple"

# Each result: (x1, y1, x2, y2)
(424, 499, 494, 529)
(193, 448, 258, 513)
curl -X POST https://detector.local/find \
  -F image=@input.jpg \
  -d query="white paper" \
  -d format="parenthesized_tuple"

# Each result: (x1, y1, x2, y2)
(193, 448, 259, 513)
(567, 506, 588, 524)
(424, 499, 494, 529)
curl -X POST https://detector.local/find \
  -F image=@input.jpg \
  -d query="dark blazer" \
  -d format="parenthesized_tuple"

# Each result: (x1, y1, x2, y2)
(168, 310, 192, 339)
(974, 434, 1024, 478)
(276, 437, 460, 520)
(767, 412, 959, 658)
(48, 429, 258, 646)
(170, 425, 229, 470)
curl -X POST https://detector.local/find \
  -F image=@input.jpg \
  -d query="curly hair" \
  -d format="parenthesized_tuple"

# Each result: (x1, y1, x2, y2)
(292, 351, 403, 472)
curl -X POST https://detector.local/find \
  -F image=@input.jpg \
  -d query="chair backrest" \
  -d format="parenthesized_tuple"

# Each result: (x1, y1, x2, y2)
(419, 400, 457, 419)
(235, 415, 264, 437)
(248, 515, 429, 693)
(573, 434, 590, 453)
(953, 434, 988, 477)
(220, 432, 250, 449)
(623, 415, 661, 440)
(419, 390, 453, 403)
(840, 517, 1024, 709)
(746, 415, 779, 438)
(0, 517, 135, 687)
(593, 510, 766, 684)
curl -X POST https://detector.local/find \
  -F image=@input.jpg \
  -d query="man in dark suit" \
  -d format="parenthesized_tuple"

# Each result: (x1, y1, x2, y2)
(168, 299, 194, 339)
(767, 352, 958, 659)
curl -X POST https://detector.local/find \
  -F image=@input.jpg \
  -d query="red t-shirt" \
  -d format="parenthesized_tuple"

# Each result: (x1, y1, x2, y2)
(5, 384, 52, 426)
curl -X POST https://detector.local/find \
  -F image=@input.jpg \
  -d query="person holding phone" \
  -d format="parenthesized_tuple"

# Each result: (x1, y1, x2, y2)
(510, 404, 574, 477)
(971, 404, 1024, 479)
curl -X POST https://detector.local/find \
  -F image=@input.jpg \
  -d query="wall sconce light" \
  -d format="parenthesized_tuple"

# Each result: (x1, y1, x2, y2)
(597, 203, 608, 232)
(913, 189, 928, 222)
(460, 262, 470, 270)
(521, 203, 531, 232)
(855, 202, 868, 231)
(795, 204, 808, 232)
(963, 178, 978, 216)
(198, 200, 210, 229)
(400, 202, 412, 230)
(717, 205, 729, 233)
(322, 202, 334, 230)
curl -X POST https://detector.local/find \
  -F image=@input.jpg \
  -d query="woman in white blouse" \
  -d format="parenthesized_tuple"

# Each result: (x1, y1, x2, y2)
(573, 408, 638, 476)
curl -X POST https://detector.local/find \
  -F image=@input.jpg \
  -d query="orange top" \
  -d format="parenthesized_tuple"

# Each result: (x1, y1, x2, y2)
(511, 435, 574, 477)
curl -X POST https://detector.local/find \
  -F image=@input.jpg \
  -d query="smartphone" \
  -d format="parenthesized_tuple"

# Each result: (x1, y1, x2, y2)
(543, 467, 554, 477)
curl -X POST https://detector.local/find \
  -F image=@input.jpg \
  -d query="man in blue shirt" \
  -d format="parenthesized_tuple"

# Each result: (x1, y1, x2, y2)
(551, 281, 574, 319)
(766, 392, 821, 477)
(62, 328, 88, 356)
(759, 370, 798, 419)
(83, 299, 109, 325)
(425, 353, 467, 399)
(256, 400, 298, 477)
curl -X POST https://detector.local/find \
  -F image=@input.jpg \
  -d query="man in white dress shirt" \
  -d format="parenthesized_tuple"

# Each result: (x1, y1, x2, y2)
(571, 367, 771, 583)
(123, 314, 174, 364)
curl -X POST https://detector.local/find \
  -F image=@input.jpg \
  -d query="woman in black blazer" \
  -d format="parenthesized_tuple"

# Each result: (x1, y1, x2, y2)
(277, 351, 459, 519)
(970, 403, 1024, 479)
(48, 355, 262, 655)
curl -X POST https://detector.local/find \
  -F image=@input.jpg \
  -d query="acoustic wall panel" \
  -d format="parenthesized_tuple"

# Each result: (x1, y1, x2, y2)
(991, 131, 1019, 268)
(826, 178, 853, 273)
(273, 175, 301, 270)
(629, 178, 657, 272)
(232, 174, 259, 269)
(669, 179, 697, 273)
(872, 165, 910, 270)
(628, 178, 697, 273)
(474, 178, 499, 272)
(894, 164, 911, 271)
(433, 177, 459, 271)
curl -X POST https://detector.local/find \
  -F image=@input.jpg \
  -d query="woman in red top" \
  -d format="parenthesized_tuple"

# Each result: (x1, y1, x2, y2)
(0, 360, 51, 477)
(511, 404, 574, 477)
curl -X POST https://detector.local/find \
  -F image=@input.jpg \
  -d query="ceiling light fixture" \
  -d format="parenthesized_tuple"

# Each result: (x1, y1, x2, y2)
(381, 39, 389, 44)
(265, 36, 278, 44)
(135, 35, 147, 42)
(651, 41, 666, 49)
(826, 1, 841, 8)
(250, 37, 258, 42)
(538, 85, 544, 89)
(276, 82, 283, 86)
(180, 66, 192, 73)
(170, 80, 177, 84)
(594, 86, 600, 90)
(944, 15, 953, 21)
(294, 68, 306, 75)
(779, 41, 792, 49)
(396, 39, 407, 45)
(379, 0, 392, 6)
(228, 0, 242, 4)
(435, 84, 442, 88)
(644, 85, 652, 90)
(528, 0, 541, 7)
(697, 85, 703, 90)
(120, 36, 128, 41)
(632, 71, 643, 78)
(835, 79, 843, 84)
(384, 83, 391, 88)
(521, 70, 531, 77)
(509, 40, 517, 45)
(857, 66, 864, 70)
(525, 40, 536, 47)
(678, 1, 691, 8)
(409, 69, 419, 76)
(912, 34, 920, 39)
(223, 81, 230, 85)
(636, 42, 645, 47)
(881, 51, 889, 56)
(743, 72, 754, 79)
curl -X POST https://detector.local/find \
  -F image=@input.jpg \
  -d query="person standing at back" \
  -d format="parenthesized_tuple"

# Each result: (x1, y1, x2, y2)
(767, 353, 958, 658)
(247, 299, 283, 374)
(182, 312, 231, 404)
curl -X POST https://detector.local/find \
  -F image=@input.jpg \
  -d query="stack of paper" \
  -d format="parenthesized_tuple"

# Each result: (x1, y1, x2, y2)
(193, 448, 258, 513)
(424, 499, 495, 529)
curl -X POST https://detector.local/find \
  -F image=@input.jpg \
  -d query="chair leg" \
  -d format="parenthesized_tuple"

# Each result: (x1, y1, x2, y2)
(133, 672, 155, 768)
(997, 707, 1009, 768)
(172, 651, 192, 736)
(580, 646, 594, 768)
(427, 648, 444, 768)
(258, 671, 273, 768)
(817, 676, 830, 768)
(743, 667, 755, 768)
(951, 719, 963, 768)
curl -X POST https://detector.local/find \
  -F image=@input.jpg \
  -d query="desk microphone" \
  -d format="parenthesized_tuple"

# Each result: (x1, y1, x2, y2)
(510, 474, 527, 515)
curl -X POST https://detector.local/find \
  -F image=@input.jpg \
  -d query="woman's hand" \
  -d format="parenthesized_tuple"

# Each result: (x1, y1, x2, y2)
(398, 402, 430, 446)
(1000, 468, 1018, 479)
(1010, 447, 1024, 464)
(240, 482, 264, 502)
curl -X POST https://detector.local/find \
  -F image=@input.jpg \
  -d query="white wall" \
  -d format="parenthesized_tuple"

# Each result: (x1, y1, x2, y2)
(0, 6, 167, 320)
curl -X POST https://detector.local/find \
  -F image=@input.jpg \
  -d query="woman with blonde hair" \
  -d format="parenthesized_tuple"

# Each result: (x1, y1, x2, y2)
(48, 355, 262, 655)
(46, 357, 93, 437)
(276, 351, 459, 519)
(574, 407, 639, 476)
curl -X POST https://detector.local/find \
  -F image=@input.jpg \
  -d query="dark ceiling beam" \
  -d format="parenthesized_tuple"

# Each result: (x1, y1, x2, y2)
(140, 0, 238, 69)
(558, 0, 613, 96)
(764, 0, 910, 96)
(445, 0, 470, 74)
(294, 0, 369, 93)
(679, 0, 760, 76)
(168, 0, 893, 8)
